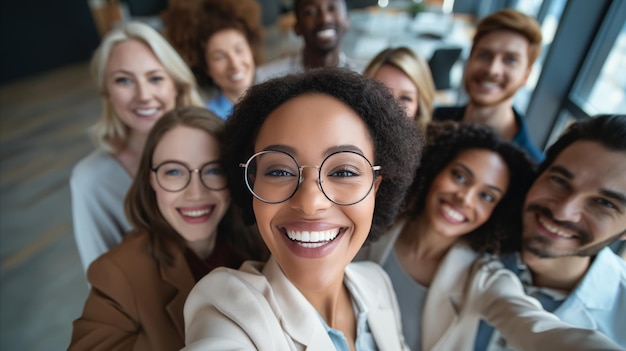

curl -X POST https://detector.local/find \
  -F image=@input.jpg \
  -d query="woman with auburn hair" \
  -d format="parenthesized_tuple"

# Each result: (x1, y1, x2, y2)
(363, 47, 435, 128)
(163, 0, 263, 119)
(69, 106, 267, 351)
(70, 22, 204, 272)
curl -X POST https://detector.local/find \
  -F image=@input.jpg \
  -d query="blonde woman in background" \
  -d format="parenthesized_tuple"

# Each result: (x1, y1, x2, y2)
(363, 47, 435, 128)
(70, 22, 203, 272)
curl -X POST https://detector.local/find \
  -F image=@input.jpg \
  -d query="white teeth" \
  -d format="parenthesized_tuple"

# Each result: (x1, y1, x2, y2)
(300, 242, 326, 249)
(317, 29, 336, 39)
(181, 208, 211, 217)
(136, 108, 158, 116)
(230, 72, 245, 81)
(286, 229, 339, 245)
(538, 216, 574, 238)
(442, 203, 465, 222)
(480, 81, 498, 88)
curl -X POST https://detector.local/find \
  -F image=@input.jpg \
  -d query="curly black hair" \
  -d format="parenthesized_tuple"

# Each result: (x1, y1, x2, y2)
(162, 0, 264, 89)
(222, 67, 424, 242)
(404, 121, 537, 254)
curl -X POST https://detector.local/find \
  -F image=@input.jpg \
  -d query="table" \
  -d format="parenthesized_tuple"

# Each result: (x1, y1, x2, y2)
(343, 7, 475, 68)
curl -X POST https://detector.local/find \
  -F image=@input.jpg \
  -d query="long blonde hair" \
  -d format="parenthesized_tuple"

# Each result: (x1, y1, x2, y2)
(363, 47, 435, 129)
(90, 22, 203, 153)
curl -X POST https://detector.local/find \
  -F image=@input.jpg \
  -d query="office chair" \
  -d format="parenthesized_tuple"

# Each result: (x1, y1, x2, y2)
(428, 47, 462, 90)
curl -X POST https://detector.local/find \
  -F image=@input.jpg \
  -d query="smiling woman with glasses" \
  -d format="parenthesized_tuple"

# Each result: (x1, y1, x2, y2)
(69, 106, 267, 351)
(182, 68, 423, 350)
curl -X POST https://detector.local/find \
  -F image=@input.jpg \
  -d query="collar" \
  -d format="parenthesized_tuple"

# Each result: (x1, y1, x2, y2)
(566, 247, 624, 310)
(356, 218, 406, 264)
(422, 242, 478, 349)
(261, 256, 338, 349)
(260, 257, 402, 350)
(317, 279, 372, 351)
(513, 252, 568, 301)
(511, 248, 623, 310)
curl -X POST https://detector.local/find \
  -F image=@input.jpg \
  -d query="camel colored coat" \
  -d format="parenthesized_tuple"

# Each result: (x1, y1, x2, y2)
(69, 231, 194, 351)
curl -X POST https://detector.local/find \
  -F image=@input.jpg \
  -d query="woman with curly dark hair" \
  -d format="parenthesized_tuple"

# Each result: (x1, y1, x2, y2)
(162, 0, 263, 119)
(357, 121, 620, 350)
(357, 121, 535, 349)
(183, 68, 422, 350)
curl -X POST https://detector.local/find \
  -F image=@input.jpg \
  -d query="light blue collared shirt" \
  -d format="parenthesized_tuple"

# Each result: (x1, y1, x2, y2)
(475, 248, 626, 350)
(318, 279, 378, 351)
(205, 91, 233, 120)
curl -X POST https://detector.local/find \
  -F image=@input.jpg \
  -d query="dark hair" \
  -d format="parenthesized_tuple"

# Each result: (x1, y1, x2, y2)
(404, 121, 536, 253)
(125, 106, 267, 265)
(538, 114, 626, 175)
(293, 0, 347, 15)
(222, 67, 423, 242)
(162, 0, 264, 88)
(473, 9, 542, 66)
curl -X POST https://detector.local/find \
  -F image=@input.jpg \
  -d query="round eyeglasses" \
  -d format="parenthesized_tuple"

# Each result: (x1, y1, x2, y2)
(239, 150, 381, 205)
(151, 161, 227, 192)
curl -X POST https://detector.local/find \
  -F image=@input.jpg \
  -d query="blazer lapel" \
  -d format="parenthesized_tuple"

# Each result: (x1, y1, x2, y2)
(422, 242, 477, 350)
(161, 244, 196, 340)
(345, 263, 405, 350)
(263, 257, 337, 350)
(367, 294, 404, 349)
(355, 219, 405, 264)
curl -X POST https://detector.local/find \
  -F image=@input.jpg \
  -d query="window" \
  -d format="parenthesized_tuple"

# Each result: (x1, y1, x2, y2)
(579, 22, 626, 115)
(524, 0, 625, 150)
(514, 0, 567, 112)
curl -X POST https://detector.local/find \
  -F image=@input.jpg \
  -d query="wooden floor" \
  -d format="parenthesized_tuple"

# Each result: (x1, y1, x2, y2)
(0, 62, 97, 351)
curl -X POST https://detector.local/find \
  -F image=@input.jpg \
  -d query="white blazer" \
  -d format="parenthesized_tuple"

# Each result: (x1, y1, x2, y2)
(183, 256, 409, 350)
(356, 220, 621, 351)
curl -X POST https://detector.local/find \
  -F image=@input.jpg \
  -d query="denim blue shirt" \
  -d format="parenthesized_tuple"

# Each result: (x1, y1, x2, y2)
(205, 91, 233, 120)
(474, 248, 626, 350)
(318, 279, 378, 351)
(510, 111, 544, 163)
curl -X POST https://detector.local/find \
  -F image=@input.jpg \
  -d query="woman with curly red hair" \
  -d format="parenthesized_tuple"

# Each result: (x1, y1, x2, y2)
(162, 0, 264, 120)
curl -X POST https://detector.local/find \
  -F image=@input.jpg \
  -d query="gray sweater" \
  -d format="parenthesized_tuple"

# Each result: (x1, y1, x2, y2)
(70, 149, 132, 271)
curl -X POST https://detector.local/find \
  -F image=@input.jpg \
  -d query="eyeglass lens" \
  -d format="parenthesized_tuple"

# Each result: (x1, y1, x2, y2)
(244, 151, 377, 205)
(155, 161, 227, 192)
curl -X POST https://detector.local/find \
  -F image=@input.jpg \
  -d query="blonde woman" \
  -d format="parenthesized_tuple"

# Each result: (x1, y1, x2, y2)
(363, 47, 435, 128)
(70, 22, 203, 272)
